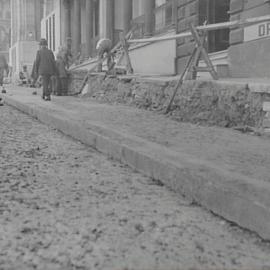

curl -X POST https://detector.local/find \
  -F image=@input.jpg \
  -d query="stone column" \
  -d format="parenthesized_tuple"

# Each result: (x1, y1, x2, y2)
(123, 0, 132, 35)
(106, 0, 114, 42)
(74, 0, 81, 55)
(63, 0, 71, 41)
(85, 0, 94, 57)
(144, 0, 155, 37)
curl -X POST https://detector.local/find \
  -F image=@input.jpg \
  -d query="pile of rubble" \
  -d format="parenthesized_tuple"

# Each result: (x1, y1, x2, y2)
(77, 74, 267, 129)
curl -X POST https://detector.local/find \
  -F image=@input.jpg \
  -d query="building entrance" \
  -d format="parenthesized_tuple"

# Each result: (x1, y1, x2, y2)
(199, 0, 230, 53)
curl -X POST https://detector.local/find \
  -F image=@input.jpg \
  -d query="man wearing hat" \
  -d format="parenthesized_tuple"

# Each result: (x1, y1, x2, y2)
(35, 38, 57, 101)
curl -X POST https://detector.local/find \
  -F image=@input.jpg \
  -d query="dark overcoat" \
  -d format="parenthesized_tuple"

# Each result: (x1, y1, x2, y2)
(0, 55, 8, 70)
(35, 47, 57, 76)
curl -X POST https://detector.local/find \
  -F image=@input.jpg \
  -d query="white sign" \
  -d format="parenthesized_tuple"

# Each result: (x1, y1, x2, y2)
(244, 22, 270, 42)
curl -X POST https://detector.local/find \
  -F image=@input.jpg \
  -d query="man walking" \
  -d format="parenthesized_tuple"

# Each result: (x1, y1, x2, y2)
(0, 53, 9, 93)
(35, 39, 57, 101)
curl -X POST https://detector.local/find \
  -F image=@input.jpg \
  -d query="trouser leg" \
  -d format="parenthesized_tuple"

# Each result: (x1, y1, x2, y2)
(48, 76, 52, 96)
(107, 53, 114, 70)
(0, 69, 4, 87)
(57, 77, 62, 95)
(51, 76, 56, 94)
(97, 54, 103, 72)
(42, 75, 51, 98)
(97, 47, 105, 72)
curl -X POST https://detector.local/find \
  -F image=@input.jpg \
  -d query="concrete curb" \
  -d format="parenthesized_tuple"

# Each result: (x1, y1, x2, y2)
(2, 93, 270, 240)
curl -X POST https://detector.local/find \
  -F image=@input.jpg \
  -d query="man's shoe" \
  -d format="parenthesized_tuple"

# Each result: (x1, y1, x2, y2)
(45, 95, 51, 101)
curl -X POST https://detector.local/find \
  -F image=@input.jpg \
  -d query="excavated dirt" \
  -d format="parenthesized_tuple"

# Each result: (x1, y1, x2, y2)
(76, 74, 268, 128)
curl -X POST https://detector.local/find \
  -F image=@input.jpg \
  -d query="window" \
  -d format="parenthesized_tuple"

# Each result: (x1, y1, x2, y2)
(49, 17, 52, 49)
(46, 13, 56, 51)
(199, 0, 230, 53)
(46, 0, 54, 16)
(46, 20, 48, 42)
(155, 0, 173, 32)
(52, 14, 55, 51)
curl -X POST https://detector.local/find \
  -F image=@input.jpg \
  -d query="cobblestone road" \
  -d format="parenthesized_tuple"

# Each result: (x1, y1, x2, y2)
(1, 105, 270, 270)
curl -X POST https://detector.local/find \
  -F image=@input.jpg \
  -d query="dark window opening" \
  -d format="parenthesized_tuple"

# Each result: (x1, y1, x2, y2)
(52, 14, 55, 51)
(199, 0, 230, 53)
(46, 19, 48, 42)
(49, 17, 52, 49)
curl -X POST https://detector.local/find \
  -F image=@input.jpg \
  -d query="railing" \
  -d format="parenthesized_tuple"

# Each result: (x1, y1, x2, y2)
(128, 14, 270, 44)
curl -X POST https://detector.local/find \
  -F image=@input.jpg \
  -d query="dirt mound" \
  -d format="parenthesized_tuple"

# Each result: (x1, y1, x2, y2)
(78, 74, 267, 128)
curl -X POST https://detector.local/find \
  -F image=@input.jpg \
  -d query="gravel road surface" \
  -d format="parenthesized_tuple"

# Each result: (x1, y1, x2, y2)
(1, 105, 270, 270)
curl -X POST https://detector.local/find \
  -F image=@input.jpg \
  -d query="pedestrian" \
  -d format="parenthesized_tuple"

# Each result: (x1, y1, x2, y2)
(30, 60, 37, 87)
(19, 65, 31, 86)
(0, 53, 9, 93)
(35, 38, 57, 101)
(96, 38, 113, 72)
(55, 54, 68, 96)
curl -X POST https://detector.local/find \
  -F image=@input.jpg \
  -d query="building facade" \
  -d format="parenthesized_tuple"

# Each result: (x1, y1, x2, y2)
(9, 0, 42, 76)
(56, 0, 270, 77)
(175, 0, 270, 78)
(40, 0, 176, 66)
(37, 0, 177, 74)
(9, 0, 270, 78)
(9, 0, 178, 76)
(228, 0, 270, 77)
(0, 0, 11, 62)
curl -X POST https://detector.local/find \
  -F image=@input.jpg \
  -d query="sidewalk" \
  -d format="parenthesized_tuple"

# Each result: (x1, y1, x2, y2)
(2, 85, 270, 240)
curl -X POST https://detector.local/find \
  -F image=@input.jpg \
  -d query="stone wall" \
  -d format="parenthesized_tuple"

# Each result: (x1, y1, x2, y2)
(79, 74, 267, 128)
(175, 0, 199, 74)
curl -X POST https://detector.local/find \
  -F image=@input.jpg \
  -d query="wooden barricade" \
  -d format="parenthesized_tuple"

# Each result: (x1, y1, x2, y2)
(122, 14, 270, 113)
(75, 14, 270, 100)
(165, 23, 218, 113)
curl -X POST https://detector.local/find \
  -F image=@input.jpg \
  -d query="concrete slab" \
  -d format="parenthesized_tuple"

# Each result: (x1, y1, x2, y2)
(2, 86, 270, 240)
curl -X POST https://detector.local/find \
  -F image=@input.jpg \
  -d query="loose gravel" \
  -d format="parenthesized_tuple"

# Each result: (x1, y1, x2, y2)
(1, 105, 270, 270)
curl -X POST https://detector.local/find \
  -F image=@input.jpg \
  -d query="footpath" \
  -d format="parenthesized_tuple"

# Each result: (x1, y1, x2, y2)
(1, 85, 270, 241)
